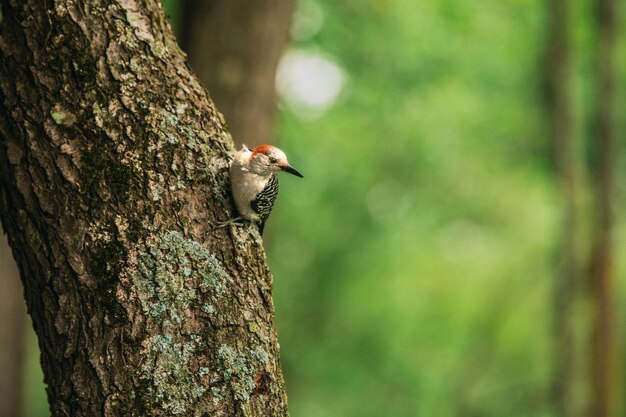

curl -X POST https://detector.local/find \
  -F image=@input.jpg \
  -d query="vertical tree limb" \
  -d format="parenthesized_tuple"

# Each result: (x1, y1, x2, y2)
(546, 0, 578, 415)
(0, 229, 27, 417)
(587, 0, 620, 415)
(180, 0, 295, 148)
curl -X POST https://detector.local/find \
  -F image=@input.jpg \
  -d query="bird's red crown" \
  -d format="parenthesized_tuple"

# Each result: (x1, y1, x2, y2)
(250, 144, 276, 158)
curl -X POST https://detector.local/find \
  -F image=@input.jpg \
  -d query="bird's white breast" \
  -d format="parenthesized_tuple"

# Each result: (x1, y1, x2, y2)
(230, 154, 271, 220)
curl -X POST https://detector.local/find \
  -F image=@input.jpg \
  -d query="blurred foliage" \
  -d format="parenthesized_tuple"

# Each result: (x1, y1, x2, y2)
(20, 0, 625, 416)
(21, 328, 47, 417)
(268, 0, 625, 417)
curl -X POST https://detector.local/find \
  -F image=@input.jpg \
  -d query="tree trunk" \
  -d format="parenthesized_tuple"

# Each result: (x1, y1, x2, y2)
(179, 0, 295, 148)
(0, 229, 27, 417)
(545, 0, 578, 415)
(587, 0, 619, 415)
(0, 1, 288, 416)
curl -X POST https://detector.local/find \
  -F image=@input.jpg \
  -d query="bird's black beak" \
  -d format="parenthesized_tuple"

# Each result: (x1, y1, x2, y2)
(282, 165, 303, 178)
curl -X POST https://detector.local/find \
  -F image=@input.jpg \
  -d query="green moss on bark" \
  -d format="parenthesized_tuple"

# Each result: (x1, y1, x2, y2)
(140, 334, 206, 415)
(218, 344, 257, 403)
(216, 343, 272, 411)
(129, 230, 231, 322)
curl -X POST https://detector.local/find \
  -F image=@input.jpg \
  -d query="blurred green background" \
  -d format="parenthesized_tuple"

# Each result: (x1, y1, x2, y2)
(270, 1, 625, 416)
(16, 0, 626, 416)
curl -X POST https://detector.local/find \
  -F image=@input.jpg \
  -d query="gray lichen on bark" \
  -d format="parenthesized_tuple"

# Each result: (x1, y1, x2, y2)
(0, 0, 288, 416)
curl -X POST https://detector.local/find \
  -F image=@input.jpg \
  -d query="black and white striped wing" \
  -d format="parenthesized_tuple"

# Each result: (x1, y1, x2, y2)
(251, 173, 279, 222)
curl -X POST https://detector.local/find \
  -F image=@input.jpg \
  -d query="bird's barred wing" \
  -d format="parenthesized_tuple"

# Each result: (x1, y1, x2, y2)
(251, 173, 279, 221)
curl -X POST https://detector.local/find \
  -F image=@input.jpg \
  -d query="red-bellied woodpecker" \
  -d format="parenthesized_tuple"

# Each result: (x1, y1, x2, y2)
(224, 144, 303, 235)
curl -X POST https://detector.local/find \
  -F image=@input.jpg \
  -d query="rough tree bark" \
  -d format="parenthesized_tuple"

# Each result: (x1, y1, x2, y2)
(545, 0, 578, 415)
(179, 0, 295, 148)
(0, 1, 288, 416)
(587, 0, 619, 415)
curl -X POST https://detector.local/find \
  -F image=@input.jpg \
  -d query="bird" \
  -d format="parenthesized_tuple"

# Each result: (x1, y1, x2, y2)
(223, 144, 303, 235)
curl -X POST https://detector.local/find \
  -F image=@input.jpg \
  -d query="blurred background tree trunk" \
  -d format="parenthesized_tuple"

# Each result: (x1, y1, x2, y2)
(587, 0, 620, 415)
(0, 230, 27, 417)
(180, 0, 295, 149)
(0, 1, 288, 415)
(546, 0, 579, 415)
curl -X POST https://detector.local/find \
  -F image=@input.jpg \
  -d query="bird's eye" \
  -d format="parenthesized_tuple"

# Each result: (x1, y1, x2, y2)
(269, 157, 277, 163)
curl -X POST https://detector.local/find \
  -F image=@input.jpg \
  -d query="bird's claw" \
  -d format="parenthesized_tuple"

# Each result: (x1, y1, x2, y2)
(211, 217, 246, 229)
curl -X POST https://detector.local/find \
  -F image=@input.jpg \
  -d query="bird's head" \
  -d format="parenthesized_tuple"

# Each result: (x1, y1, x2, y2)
(247, 145, 303, 178)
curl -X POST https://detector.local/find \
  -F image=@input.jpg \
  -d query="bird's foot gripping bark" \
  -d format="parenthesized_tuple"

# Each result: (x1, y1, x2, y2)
(211, 217, 247, 229)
